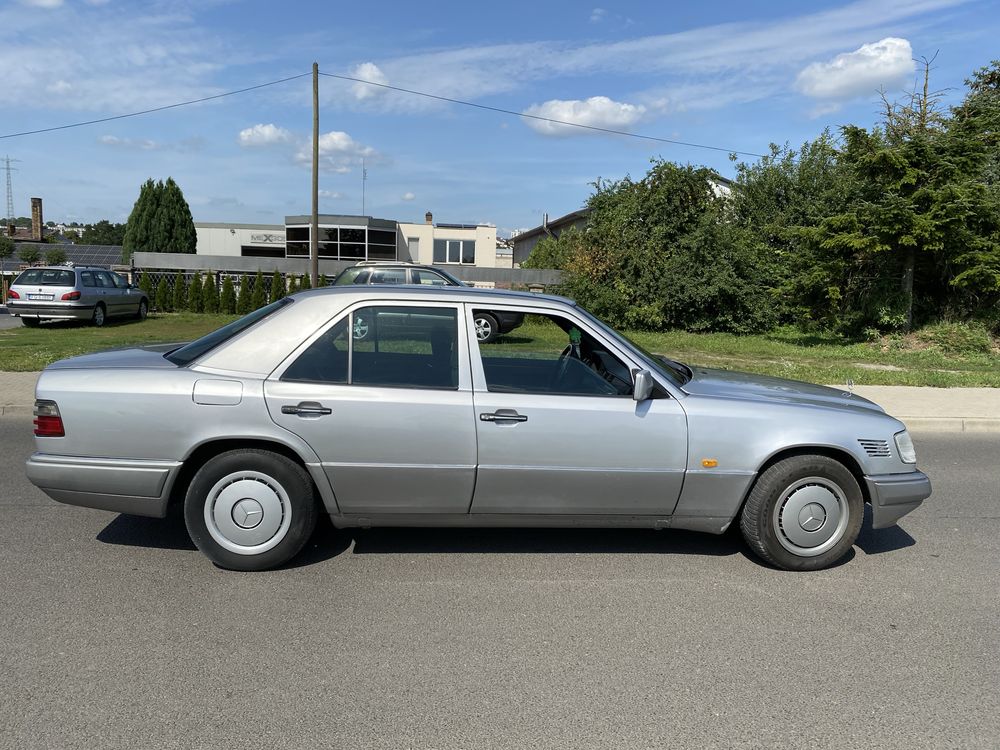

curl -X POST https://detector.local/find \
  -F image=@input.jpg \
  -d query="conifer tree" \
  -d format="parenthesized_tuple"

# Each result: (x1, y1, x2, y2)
(250, 269, 267, 310)
(286, 274, 298, 294)
(155, 277, 170, 312)
(171, 271, 186, 312)
(188, 272, 204, 313)
(138, 270, 153, 299)
(236, 274, 253, 314)
(201, 272, 219, 313)
(268, 270, 285, 304)
(220, 275, 236, 314)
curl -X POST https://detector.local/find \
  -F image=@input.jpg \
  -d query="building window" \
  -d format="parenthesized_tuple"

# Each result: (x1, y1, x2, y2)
(241, 246, 285, 258)
(433, 239, 476, 265)
(285, 223, 399, 262)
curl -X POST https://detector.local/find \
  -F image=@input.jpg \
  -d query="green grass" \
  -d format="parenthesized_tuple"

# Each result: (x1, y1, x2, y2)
(1, 313, 997, 387)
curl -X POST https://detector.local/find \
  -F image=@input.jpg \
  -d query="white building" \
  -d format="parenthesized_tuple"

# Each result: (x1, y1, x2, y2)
(195, 211, 498, 268)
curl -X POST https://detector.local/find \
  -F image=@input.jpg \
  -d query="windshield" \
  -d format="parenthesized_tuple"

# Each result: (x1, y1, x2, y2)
(574, 307, 692, 387)
(165, 297, 293, 366)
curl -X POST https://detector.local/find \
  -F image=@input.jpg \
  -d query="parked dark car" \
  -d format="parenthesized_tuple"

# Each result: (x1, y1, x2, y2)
(333, 262, 523, 342)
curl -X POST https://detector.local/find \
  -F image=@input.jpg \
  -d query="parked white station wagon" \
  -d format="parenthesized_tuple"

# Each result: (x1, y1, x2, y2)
(26, 286, 930, 571)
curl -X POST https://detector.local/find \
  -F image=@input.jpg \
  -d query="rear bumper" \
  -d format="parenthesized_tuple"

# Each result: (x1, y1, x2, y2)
(25, 453, 181, 518)
(8, 302, 93, 320)
(865, 470, 932, 529)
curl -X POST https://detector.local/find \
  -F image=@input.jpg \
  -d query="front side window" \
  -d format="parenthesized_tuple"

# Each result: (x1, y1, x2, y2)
(474, 310, 632, 397)
(412, 269, 451, 286)
(370, 269, 406, 285)
(283, 305, 458, 390)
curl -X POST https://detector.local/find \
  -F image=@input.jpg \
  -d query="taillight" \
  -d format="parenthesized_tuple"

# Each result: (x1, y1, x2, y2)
(61, 291, 82, 301)
(7, 289, 19, 300)
(33, 400, 65, 437)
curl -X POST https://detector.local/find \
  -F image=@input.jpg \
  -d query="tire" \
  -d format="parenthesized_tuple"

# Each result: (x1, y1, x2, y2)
(474, 312, 499, 343)
(21, 317, 40, 328)
(352, 312, 370, 340)
(183, 449, 319, 571)
(740, 454, 863, 571)
(135, 298, 148, 321)
(91, 303, 106, 328)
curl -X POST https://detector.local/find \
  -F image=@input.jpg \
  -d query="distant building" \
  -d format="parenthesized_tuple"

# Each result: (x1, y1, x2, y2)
(195, 211, 499, 268)
(511, 209, 590, 267)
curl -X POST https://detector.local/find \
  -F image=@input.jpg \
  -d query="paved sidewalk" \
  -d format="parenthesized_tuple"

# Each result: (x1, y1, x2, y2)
(1, 370, 998, 431)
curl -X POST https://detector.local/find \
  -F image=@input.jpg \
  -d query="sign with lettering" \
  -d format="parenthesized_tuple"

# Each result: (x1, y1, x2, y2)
(250, 233, 285, 244)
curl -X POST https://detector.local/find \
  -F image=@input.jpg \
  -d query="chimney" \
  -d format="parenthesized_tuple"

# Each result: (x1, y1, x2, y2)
(424, 211, 433, 225)
(31, 197, 43, 242)
(6, 223, 14, 237)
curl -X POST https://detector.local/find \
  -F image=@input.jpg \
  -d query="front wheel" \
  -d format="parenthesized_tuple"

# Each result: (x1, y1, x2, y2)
(740, 454, 863, 571)
(474, 312, 499, 343)
(184, 449, 318, 571)
(135, 298, 148, 321)
(91, 303, 106, 327)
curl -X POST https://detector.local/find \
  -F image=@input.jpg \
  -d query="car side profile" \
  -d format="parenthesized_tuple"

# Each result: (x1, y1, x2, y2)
(333, 262, 523, 342)
(7, 265, 148, 327)
(25, 286, 931, 572)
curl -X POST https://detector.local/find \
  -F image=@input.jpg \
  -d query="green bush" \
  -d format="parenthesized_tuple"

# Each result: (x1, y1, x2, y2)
(250, 269, 266, 310)
(138, 270, 153, 299)
(236, 274, 253, 314)
(914, 322, 996, 356)
(201, 272, 220, 313)
(269, 269, 285, 304)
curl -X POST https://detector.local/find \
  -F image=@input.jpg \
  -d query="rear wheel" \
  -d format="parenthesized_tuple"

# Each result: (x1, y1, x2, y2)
(740, 454, 863, 571)
(184, 449, 318, 571)
(21, 317, 40, 328)
(91, 303, 106, 327)
(135, 298, 148, 321)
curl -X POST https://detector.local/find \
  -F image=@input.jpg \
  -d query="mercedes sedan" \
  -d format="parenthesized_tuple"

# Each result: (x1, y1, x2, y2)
(25, 286, 931, 571)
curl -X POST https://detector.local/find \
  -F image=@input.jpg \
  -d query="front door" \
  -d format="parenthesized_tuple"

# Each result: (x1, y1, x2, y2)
(466, 305, 687, 516)
(265, 302, 477, 515)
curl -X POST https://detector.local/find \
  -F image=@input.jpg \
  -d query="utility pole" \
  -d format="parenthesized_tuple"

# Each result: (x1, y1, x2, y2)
(310, 62, 319, 287)
(362, 158, 367, 216)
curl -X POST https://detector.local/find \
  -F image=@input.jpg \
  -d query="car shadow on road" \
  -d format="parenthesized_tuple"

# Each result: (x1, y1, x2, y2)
(348, 526, 746, 559)
(95, 512, 352, 568)
(856, 506, 917, 555)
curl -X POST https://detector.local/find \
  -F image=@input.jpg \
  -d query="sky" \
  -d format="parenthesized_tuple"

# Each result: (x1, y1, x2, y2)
(1, 0, 998, 236)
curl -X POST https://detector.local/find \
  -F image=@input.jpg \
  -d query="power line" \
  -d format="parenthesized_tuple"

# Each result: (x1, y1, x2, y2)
(319, 71, 767, 158)
(0, 72, 312, 140)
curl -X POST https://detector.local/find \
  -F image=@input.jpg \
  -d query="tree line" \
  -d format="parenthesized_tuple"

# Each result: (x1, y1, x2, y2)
(525, 60, 1000, 337)
(139, 269, 326, 315)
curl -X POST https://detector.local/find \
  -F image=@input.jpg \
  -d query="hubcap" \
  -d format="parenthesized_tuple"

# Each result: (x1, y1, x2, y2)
(94, 307, 104, 325)
(772, 476, 849, 557)
(353, 316, 369, 339)
(475, 318, 492, 341)
(204, 470, 292, 556)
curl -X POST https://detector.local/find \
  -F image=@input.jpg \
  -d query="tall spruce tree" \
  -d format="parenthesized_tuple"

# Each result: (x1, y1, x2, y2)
(250, 269, 267, 310)
(268, 270, 285, 304)
(123, 177, 197, 258)
(171, 271, 187, 312)
(237, 274, 253, 314)
(201, 272, 220, 313)
(155, 277, 170, 312)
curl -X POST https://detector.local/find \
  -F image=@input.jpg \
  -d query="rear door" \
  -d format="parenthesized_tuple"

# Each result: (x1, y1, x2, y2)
(466, 304, 687, 516)
(265, 300, 477, 515)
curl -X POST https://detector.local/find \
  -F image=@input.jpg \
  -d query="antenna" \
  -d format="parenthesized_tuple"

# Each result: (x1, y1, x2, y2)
(361, 158, 367, 216)
(3, 155, 19, 227)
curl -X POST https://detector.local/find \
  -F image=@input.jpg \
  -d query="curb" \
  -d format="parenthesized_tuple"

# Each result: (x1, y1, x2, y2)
(901, 417, 1000, 433)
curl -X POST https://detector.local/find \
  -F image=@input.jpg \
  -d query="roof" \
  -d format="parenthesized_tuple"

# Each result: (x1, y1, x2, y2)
(512, 208, 591, 244)
(295, 282, 576, 308)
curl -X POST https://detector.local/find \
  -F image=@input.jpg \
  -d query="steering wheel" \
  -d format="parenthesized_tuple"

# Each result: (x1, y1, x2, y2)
(550, 344, 580, 392)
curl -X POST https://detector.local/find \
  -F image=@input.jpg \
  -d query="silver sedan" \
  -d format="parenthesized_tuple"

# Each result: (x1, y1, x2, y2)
(25, 286, 930, 571)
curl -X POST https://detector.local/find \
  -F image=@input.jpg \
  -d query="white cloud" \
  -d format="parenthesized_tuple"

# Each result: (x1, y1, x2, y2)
(522, 96, 646, 136)
(349, 62, 389, 100)
(795, 37, 915, 99)
(319, 190, 343, 199)
(99, 134, 158, 150)
(294, 130, 377, 173)
(590, 8, 606, 23)
(401, 192, 415, 201)
(238, 123, 293, 147)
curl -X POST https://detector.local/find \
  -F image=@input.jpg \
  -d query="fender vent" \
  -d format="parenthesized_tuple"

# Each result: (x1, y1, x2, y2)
(858, 439, 891, 457)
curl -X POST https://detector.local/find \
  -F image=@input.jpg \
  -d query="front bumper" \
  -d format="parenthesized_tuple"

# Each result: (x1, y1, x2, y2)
(8, 302, 93, 320)
(26, 453, 182, 518)
(865, 470, 932, 529)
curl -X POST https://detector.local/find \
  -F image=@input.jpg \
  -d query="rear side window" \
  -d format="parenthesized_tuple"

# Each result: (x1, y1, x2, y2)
(282, 305, 458, 389)
(80, 271, 96, 287)
(14, 269, 75, 286)
(165, 297, 294, 366)
(412, 269, 452, 286)
(370, 269, 406, 285)
(333, 268, 371, 286)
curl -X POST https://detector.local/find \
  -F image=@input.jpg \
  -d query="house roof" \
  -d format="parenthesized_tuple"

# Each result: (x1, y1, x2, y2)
(512, 208, 591, 244)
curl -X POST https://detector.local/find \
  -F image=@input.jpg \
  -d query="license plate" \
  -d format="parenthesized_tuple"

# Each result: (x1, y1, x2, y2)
(28, 294, 54, 301)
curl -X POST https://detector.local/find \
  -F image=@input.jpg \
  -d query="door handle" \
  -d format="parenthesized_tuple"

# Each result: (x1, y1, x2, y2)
(480, 411, 528, 423)
(281, 402, 332, 417)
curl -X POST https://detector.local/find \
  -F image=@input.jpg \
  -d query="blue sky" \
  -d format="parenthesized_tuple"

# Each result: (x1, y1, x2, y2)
(2, 0, 998, 235)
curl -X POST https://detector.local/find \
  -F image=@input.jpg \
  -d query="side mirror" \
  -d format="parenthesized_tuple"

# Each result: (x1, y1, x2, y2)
(633, 369, 654, 402)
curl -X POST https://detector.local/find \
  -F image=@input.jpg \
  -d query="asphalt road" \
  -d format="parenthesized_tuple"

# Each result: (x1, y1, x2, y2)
(0, 419, 997, 750)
